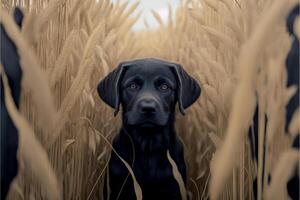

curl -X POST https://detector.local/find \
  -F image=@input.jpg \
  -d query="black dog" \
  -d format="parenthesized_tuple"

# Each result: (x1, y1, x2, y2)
(98, 58, 200, 200)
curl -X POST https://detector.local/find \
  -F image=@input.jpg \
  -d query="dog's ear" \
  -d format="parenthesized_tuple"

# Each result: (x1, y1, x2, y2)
(170, 64, 201, 115)
(97, 63, 128, 116)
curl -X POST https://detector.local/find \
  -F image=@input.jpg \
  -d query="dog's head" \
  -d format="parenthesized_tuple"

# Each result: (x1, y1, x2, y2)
(97, 58, 201, 128)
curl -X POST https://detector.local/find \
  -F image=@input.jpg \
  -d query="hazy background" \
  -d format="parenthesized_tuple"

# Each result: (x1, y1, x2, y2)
(112, 0, 180, 31)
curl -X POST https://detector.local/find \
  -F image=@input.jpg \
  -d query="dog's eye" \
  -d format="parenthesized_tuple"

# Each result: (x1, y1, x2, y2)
(128, 83, 139, 90)
(159, 83, 170, 91)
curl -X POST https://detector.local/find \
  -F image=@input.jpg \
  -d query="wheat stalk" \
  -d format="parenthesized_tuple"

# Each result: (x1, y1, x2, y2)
(1, 64, 61, 200)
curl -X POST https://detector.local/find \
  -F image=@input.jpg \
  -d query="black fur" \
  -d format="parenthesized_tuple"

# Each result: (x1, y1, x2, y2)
(98, 58, 201, 200)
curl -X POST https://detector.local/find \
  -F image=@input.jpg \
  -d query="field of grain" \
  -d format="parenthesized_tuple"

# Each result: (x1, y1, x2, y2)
(1, 0, 299, 199)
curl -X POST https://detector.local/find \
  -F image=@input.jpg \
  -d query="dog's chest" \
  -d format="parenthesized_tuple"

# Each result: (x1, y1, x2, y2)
(108, 132, 185, 199)
(110, 146, 174, 183)
(134, 151, 174, 183)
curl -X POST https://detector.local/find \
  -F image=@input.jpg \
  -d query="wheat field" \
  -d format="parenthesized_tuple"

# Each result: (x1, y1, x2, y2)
(1, 0, 299, 199)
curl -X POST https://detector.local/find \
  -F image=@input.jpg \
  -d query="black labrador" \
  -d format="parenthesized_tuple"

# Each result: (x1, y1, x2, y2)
(97, 58, 201, 200)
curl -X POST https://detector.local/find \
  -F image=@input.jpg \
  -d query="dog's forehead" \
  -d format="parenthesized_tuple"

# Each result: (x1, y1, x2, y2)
(123, 60, 176, 80)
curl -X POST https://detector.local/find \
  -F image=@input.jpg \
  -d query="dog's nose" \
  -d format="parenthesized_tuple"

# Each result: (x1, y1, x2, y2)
(139, 99, 157, 114)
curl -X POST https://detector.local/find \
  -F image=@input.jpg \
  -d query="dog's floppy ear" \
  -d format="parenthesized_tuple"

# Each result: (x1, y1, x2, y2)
(97, 62, 128, 116)
(169, 64, 201, 115)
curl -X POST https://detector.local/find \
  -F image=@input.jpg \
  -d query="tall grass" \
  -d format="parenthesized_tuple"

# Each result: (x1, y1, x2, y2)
(1, 0, 297, 199)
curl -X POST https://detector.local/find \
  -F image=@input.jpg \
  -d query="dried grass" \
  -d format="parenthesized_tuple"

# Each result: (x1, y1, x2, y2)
(1, 0, 298, 199)
(1, 64, 61, 200)
(210, 0, 298, 199)
(0, 7, 57, 133)
(167, 150, 187, 200)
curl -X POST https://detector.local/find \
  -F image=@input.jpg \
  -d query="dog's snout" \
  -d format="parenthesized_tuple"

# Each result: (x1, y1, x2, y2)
(139, 99, 157, 114)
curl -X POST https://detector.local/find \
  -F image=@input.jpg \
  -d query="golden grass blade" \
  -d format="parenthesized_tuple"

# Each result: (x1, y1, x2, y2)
(115, 0, 129, 14)
(208, 132, 222, 147)
(22, 0, 67, 44)
(7, 181, 24, 200)
(62, 139, 76, 155)
(203, 0, 219, 13)
(48, 21, 106, 148)
(217, 0, 234, 18)
(95, 45, 110, 76)
(0, 10, 57, 132)
(189, 9, 205, 25)
(87, 160, 110, 200)
(83, 10, 93, 35)
(288, 108, 300, 136)
(151, 10, 164, 26)
(265, 149, 299, 200)
(69, 0, 82, 22)
(49, 31, 79, 88)
(209, 0, 298, 199)
(203, 83, 224, 113)
(122, 1, 140, 20)
(167, 150, 187, 200)
(200, 25, 238, 52)
(1, 66, 61, 200)
(285, 85, 298, 105)
(95, 130, 143, 200)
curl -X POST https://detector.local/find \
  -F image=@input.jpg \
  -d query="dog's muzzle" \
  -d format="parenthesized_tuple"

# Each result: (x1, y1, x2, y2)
(138, 97, 158, 115)
(126, 96, 169, 127)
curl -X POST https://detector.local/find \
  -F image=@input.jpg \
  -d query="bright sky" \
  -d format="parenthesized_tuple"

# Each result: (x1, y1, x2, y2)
(112, 0, 180, 31)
